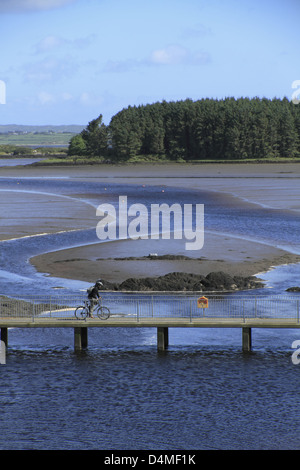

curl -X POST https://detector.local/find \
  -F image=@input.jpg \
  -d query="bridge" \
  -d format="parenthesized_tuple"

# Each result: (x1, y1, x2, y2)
(1, 293, 300, 360)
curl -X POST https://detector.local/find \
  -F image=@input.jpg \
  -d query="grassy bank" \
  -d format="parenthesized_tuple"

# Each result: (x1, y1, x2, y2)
(0, 131, 75, 147)
(31, 155, 300, 166)
(1, 143, 300, 166)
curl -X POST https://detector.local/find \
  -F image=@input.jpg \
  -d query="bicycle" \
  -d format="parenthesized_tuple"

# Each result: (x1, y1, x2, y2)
(75, 298, 110, 320)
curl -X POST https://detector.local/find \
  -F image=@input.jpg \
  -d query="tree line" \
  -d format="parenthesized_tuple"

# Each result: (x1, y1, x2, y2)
(68, 97, 300, 161)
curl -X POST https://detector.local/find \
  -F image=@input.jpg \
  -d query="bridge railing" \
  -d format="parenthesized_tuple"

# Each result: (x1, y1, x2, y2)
(0, 293, 300, 322)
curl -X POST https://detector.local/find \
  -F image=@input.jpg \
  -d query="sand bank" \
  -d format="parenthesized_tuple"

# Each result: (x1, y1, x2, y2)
(0, 190, 96, 241)
(31, 232, 300, 284)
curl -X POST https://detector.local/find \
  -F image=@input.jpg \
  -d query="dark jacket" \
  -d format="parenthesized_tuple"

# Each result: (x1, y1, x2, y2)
(88, 285, 101, 299)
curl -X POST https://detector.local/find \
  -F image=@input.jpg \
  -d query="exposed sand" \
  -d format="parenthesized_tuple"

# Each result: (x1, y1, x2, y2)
(1, 162, 299, 283)
(32, 234, 300, 284)
(0, 191, 96, 240)
(3, 161, 298, 210)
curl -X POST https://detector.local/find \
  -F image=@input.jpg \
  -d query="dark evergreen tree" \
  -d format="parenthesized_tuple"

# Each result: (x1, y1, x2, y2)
(81, 114, 108, 157)
(68, 98, 300, 161)
(68, 134, 87, 156)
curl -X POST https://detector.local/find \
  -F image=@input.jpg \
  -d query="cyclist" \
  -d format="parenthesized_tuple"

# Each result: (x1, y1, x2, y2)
(87, 279, 103, 318)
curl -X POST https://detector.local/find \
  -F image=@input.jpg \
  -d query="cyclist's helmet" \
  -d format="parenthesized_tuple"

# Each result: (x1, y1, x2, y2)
(96, 279, 103, 286)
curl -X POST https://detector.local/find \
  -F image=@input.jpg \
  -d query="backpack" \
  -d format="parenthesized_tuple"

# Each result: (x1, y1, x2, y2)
(87, 286, 94, 295)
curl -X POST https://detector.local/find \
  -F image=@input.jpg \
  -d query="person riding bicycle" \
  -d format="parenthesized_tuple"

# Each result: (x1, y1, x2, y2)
(87, 279, 103, 318)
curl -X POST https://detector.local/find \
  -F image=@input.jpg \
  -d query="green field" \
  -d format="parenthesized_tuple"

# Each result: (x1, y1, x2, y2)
(0, 132, 74, 147)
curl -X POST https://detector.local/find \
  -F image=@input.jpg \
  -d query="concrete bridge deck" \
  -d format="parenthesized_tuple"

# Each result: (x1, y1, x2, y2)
(0, 293, 299, 360)
(1, 315, 300, 328)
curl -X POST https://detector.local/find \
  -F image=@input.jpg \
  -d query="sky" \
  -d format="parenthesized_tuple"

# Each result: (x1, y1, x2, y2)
(0, 0, 299, 126)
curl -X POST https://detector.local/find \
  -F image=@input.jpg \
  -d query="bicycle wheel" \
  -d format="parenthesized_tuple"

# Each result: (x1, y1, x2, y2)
(75, 306, 88, 320)
(97, 306, 110, 320)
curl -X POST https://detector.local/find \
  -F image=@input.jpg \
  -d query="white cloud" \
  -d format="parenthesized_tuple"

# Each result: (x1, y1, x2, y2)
(35, 34, 96, 53)
(150, 45, 188, 65)
(150, 45, 211, 66)
(103, 44, 211, 74)
(36, 35, 66, 53)
(0, 0, 77, 13)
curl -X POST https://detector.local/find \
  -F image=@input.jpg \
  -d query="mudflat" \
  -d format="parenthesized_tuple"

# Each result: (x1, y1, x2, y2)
(1, 162, 299, 284)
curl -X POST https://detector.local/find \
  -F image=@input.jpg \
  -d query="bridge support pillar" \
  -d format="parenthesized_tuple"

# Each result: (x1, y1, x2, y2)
(74, 327, 88, 351)
(0, 328, 7, 364)
(1, 328, 8, 348)
(157, 327, 168, 351)
(242, 327, 252, 352)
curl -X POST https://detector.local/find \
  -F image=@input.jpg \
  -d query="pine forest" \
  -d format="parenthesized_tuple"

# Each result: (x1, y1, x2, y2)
(68, 97, 300, 162)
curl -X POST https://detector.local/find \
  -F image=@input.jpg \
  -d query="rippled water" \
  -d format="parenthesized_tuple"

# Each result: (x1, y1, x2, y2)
(0, 175, 300, 450)
(2, 338, 300, 450)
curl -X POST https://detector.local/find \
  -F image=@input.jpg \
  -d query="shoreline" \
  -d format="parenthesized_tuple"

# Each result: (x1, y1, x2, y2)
(1, 162, 299, 288)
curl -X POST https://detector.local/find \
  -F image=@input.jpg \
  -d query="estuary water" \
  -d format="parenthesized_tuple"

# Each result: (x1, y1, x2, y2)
(0, 158, 44, 167)
(0, 175, 300, 450)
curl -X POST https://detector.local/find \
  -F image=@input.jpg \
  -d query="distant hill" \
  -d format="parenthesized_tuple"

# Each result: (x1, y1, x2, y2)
(0, 124, 85, 133)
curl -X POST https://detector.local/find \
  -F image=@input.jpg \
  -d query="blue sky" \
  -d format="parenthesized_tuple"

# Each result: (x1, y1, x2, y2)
(0, 0, 299, 126)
